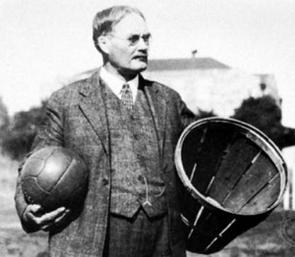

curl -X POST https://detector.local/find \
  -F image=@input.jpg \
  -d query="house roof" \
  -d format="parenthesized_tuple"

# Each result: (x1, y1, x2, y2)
(70, 57, 230, 83)
(146, 57, 230, 71)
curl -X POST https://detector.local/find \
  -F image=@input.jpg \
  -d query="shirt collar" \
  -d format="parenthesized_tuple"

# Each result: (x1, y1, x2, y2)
(100, 66, 138, 102)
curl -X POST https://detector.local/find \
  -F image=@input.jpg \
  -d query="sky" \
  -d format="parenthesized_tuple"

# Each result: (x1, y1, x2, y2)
(1, 0, 295, 126)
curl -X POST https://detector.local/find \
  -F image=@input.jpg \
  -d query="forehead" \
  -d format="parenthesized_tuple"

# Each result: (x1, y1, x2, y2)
(112, 13, 149, 36)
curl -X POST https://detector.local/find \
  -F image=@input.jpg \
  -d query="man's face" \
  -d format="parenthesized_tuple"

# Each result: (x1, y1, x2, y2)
(104, 14, 150, 76)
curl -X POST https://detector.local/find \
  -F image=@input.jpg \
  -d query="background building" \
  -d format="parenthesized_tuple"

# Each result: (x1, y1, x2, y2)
(144, 56, 280, 116)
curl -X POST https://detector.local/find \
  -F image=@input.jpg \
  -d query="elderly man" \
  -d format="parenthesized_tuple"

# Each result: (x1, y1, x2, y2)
(15, 5, 196, 257)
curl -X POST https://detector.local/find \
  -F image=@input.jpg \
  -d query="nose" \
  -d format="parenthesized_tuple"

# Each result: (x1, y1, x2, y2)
(137, 37, 149, 51)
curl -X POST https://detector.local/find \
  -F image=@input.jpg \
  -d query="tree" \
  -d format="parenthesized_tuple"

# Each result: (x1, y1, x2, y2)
(231, 95, 295, 149)
(0, 97, 9, 140)
(1, 100, 47, 160)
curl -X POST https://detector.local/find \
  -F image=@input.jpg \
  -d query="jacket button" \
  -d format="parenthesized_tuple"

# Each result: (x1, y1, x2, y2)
(102, 178, 109, 185)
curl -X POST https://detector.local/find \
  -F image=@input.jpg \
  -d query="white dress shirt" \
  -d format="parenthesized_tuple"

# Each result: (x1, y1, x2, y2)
(100, 67, 138, 103)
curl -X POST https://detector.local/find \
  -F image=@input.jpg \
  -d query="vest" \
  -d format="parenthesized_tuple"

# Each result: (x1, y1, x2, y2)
(104, 83, 167, 218)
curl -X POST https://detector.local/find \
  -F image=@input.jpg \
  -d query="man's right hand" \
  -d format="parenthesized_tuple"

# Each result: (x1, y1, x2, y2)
(22, 204, 70, 232)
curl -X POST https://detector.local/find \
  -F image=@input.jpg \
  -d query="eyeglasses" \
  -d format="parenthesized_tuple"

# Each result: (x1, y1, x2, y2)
(109, 33, 152, 46)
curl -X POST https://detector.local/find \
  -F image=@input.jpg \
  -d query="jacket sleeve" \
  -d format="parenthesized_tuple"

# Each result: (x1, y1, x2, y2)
(14, 91, 65, 232)
(175, 92, 199, 132)
(31, 91, 65, 150)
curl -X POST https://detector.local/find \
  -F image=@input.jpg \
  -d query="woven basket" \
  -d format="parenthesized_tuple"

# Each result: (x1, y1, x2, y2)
(175, 117, 287, 253)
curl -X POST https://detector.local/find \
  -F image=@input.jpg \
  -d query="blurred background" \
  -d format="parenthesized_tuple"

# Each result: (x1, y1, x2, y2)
(1, 0, 295, 256)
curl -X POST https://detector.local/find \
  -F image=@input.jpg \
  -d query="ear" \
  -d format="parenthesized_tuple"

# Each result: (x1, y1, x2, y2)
(98, 35, 110, 54)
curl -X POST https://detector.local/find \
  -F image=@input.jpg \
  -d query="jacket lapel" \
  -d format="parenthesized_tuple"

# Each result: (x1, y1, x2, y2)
(141, 75, 167, 158)
(77, 72, 167, 157)
(78, 71, 110, 155)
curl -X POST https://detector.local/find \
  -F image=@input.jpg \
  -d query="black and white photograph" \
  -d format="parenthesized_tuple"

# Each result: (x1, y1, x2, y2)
(1, 1, 295, 256)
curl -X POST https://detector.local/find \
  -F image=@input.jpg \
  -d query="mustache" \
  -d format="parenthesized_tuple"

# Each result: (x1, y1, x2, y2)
(133, 54, 148, 59)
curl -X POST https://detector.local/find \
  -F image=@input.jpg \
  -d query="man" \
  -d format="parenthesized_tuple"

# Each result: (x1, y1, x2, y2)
(15, 5, 196, 257)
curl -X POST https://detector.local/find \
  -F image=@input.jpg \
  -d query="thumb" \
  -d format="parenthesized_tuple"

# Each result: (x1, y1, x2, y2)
(29, 204, 43, 214)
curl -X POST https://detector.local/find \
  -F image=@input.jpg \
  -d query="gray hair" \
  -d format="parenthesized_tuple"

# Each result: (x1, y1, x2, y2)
(92, 5, 145, 52)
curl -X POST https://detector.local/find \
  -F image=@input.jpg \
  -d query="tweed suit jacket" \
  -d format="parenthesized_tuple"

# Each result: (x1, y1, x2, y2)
(14, 70, 196, 257)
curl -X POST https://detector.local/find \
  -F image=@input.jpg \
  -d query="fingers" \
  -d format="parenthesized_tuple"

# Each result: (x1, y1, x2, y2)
(42, 209, 71, 231)
(35, 207, 66, 226)
(22, 204, 42, 223)
(38, 207, 66, 223)
(23, 205, 69, 231)
(28, 204, 43, 213)
(54, 209, 70, 223)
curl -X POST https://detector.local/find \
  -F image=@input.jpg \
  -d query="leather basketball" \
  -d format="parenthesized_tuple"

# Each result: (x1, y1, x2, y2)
(21, 146, 89, 211)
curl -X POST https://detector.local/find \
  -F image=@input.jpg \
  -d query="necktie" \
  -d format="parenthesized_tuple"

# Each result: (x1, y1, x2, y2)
(120, 83, 133, 110)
